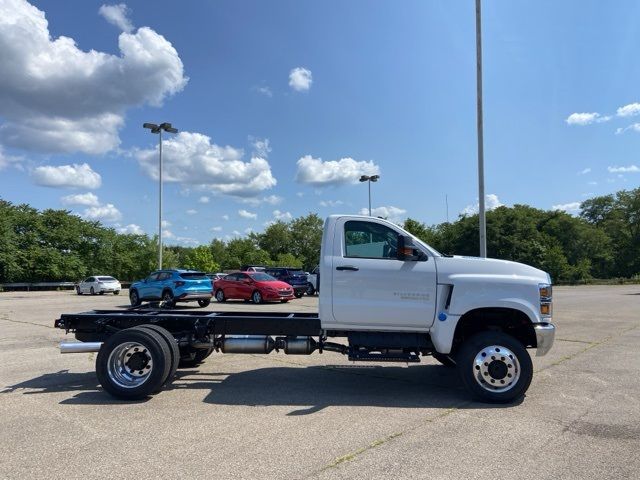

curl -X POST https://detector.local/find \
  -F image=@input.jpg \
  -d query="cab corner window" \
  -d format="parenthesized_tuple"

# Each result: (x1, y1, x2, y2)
(344, 221, 399, 259)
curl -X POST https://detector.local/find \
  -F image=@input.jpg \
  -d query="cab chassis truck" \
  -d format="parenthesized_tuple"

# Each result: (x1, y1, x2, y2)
(55, 215, 556, 403)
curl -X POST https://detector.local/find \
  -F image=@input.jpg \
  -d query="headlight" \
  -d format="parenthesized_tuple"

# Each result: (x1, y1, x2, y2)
(539, 283, 552, 316)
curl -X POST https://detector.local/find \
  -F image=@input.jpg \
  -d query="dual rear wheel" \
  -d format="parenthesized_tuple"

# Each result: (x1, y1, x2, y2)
(96, 325, 209, 400)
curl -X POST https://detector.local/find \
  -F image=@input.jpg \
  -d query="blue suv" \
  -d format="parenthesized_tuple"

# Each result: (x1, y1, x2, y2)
(129, 270, 213, 308)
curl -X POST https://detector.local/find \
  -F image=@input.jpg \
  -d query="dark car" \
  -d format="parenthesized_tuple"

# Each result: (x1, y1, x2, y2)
(129, 269, 213, 307)
(264, 267, 309, 298)
(213, 272, 294, 303)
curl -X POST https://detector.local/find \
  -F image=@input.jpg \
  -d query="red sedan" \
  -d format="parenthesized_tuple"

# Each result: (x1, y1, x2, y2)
(213, 272, 295, 304)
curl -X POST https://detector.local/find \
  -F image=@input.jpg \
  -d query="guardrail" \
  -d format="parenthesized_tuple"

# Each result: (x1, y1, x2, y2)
(0, 282, 132, 292)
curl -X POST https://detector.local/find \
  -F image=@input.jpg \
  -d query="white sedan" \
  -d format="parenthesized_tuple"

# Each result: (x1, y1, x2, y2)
(76, 276, 121, 295)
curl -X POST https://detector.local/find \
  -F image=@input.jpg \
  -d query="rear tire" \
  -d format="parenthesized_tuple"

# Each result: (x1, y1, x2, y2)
(252, 290, 263, 304)
(76, 286, 82, 295)
(161, 290, 175, 308)
(456, 331, 533, 404)
(137, 325, 179, 387)
(294, 291, 303, 299)
(198, 299, 211, 307)
(95, 327, 171, 399)
(306, 284, 315, 296)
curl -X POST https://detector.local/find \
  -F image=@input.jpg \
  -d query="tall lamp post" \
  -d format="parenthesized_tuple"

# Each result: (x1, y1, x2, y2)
(143, 122, 178, 269)
(359, 174, 380, 216)
(475, 0, 487, 258)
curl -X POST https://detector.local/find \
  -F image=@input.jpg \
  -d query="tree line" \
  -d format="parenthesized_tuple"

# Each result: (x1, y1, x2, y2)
(0, 187, 638, 284)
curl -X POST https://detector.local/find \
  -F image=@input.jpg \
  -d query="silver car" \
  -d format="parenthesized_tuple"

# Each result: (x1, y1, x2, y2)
(76, 276, 121, 295)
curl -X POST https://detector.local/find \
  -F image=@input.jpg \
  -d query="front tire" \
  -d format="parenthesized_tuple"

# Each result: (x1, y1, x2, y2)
(90, 287, 95, 295)
(306, 284, 316, 296)
(95, 327, 171, 400)
(294, 291, 303, 299)
(129, 289, 141, 307)
(456, 331, 533, 404)
(76, 286, 82, 295)
(215, 289, 226, 303)
(114, 290, 120, 295)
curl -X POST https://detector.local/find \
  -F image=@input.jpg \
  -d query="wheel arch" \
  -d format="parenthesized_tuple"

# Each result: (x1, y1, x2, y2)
(451, 307, 537, 354)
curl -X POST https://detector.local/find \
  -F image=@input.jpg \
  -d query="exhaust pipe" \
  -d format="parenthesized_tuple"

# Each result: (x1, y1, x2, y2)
(60, 341, 103, 354)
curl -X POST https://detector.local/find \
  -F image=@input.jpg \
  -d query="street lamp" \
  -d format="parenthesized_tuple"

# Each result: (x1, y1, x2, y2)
(359, 174, 380, 216)
(143, 122, 178, 269)
(475, 0, 487, 258)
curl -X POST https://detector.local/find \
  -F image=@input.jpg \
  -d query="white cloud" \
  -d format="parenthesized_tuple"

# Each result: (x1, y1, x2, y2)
(32, 163, 101, 189)
(232, 230, 241, 236)
(296, 155, 380, 186)
(254, 86, 273, 97)
(60, 192, 99, 207)
(136, 131, 277, 196)
(588, 181, 598, 186)
(238, 194, 283, 207)
(98, 3, 134, 33)
(320, 200, 344, 207)
(615, 123, 640, 135)
(359, 206, 407, 223)
(0, 0, 187, 154)
(198, 196, 210, 204)
(82, 203, 122, 222)
(222, 215, 229, 221)
(272, 210, 292, 221)
(238, 209, 257, 220)
(608, 165, 640, 173)
(565, 112, 610, 126)
(117, 223, 144, 235)
(296, 192, 304, 198)
(462, 194, 504, 216)
(186, 209, 197, 215)
(161, 220, 171, 228)
(244, 227, 254, 234)
(162, 229, 175, 239)
(552, 202, 581, 214)
(616, 103, 640, 117)
(210, 226, 222, 232)
(289, 67, 312, 92)
(250, 137, 271, 158)
(578, 168, 591, 175)
(0, 146, 22, 170)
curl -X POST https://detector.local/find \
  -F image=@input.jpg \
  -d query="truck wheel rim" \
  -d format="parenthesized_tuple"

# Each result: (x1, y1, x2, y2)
(472, 345, 520, 393)
(107, 342, 153, 388)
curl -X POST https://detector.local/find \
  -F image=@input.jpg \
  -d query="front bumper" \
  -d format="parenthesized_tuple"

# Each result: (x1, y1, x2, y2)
(534, 322, 556, 356)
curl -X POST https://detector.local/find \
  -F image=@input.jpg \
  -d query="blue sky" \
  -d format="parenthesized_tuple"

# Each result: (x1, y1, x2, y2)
(1, 0, 639, 245)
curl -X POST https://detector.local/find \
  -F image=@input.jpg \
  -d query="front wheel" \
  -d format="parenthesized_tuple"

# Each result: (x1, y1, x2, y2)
(161, 290, 175, 308)
(306, 284, 316, 296)
(129, 289, 141, 307)
(456, 331, 533, 404)
(198, 299, 211, 308)
(294, 291, 303, 299)
(114, 290, 120, 296)
(90, 287, 95, 295)
(76, 286, 82, 295)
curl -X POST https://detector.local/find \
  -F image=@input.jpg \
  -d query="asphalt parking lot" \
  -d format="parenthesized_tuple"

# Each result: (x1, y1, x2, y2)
(1, 286, 639, 480)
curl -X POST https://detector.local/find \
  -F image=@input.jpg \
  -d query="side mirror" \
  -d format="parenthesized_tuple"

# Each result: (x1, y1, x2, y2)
(397, 235, 426, 261)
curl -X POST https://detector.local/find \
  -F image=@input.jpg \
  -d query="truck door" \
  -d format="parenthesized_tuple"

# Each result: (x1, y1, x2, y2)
(331, 218, 437, 331)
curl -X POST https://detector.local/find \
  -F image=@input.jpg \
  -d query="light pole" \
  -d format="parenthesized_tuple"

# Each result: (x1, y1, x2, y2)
(143, 122, 178, 269)
(475, 0, 487, 258)
(359, 174, 380, 216)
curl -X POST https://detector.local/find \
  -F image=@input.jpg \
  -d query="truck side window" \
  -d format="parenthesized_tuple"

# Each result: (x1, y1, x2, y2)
(344, 221, 399, 259)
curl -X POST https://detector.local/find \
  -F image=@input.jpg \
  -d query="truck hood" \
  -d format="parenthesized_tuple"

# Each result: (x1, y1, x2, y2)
(435, 255, 550, 284)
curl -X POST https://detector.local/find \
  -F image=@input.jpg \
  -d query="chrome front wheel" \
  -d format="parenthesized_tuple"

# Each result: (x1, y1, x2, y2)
(472, 345, 521, 393)
(107, 342, 154, 389)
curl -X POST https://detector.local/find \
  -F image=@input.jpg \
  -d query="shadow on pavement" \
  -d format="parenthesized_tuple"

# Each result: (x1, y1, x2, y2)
(1, 364, 524, 411)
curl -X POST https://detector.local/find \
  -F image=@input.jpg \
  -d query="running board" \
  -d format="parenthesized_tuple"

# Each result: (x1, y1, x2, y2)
(348, 349, 421, 363)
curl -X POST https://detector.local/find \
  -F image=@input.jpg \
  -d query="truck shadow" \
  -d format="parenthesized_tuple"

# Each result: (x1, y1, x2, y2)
(171, 364, 524, 413)
(1, 365, 524, 411)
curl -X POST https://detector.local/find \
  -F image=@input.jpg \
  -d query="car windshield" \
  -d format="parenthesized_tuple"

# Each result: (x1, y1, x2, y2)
(179, 272, 207, 279)
(98, 276, 116, 281)
(249, 273, 277, 282)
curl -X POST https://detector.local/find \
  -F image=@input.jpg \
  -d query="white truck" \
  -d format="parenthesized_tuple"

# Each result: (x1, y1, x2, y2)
(55, 215, 556, 403)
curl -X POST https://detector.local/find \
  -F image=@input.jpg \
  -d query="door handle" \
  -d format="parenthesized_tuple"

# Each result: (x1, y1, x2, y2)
(336, 265, 359, 271)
